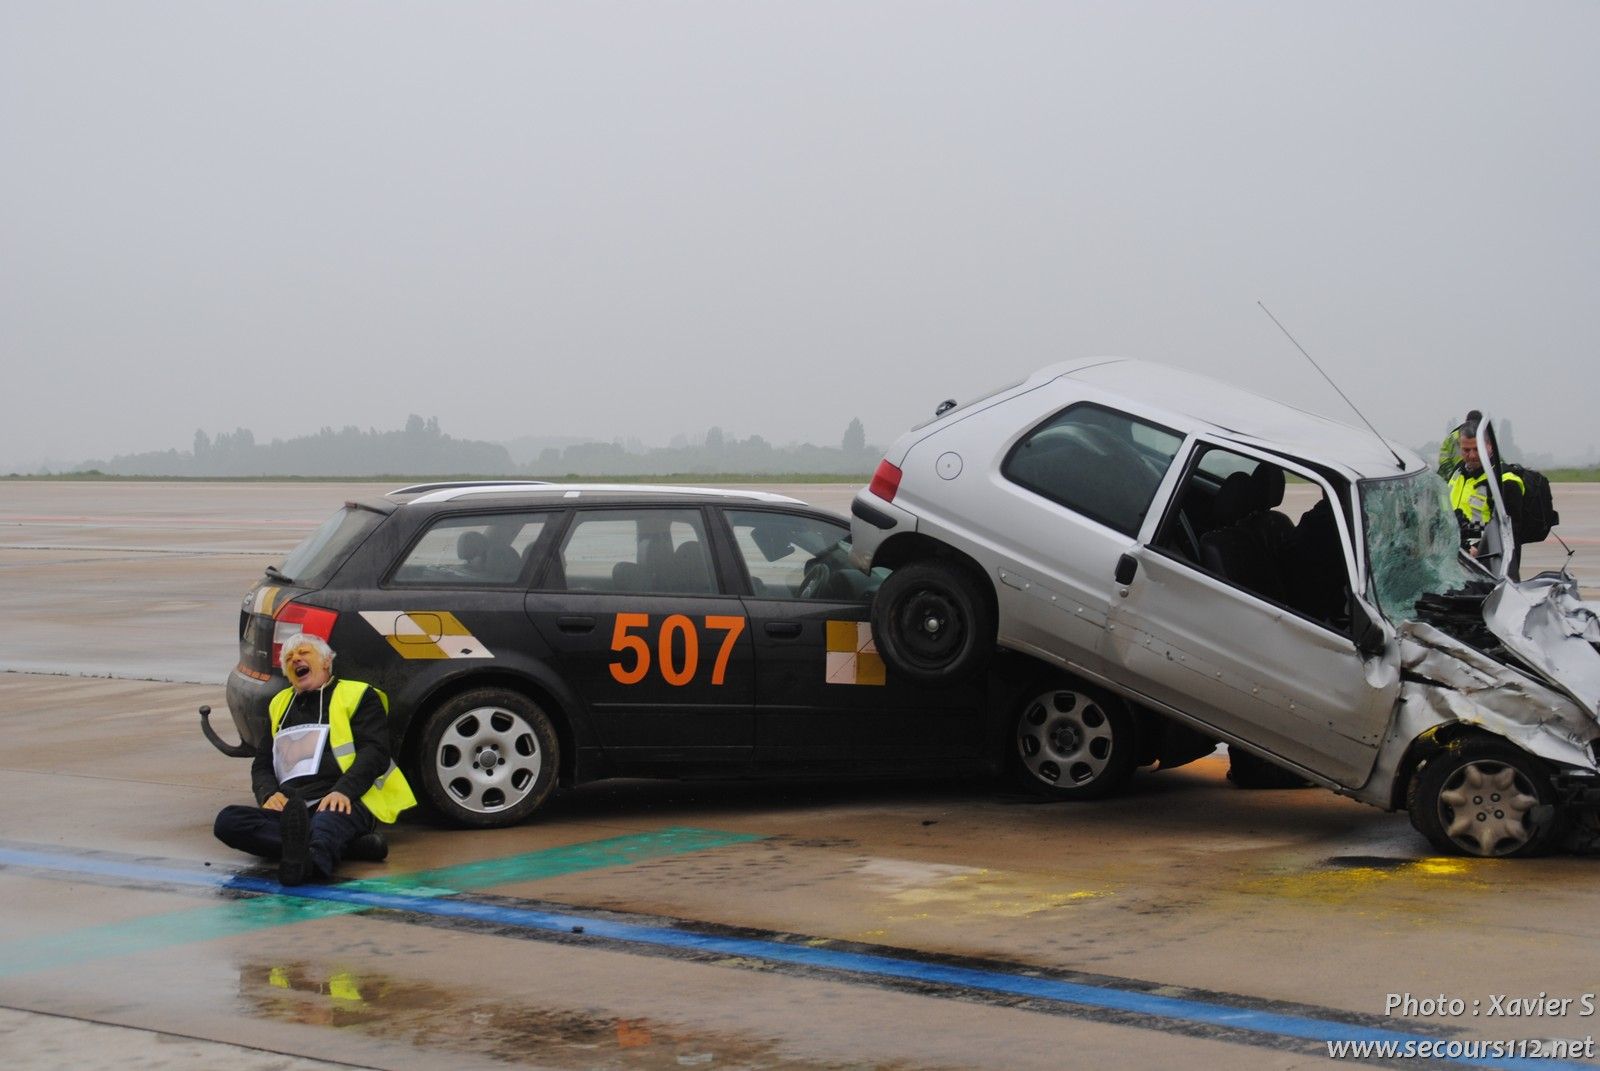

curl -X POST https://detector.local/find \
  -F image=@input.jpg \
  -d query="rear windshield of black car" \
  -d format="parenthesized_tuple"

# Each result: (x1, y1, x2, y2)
(278, 505, 385, 588)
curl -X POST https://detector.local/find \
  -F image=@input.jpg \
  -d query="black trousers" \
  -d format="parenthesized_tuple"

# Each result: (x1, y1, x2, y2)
(214, 802, 375, 880)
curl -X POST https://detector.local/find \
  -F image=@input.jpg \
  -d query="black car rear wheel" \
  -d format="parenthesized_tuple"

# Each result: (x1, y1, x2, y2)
(1010, 679, 1138, 800)
(418, 688, 559, 828)
(870, 560, 994, 682)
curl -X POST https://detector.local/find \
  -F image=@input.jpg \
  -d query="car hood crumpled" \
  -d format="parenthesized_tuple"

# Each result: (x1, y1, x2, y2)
(1483, 573, 1600, 720)
(1396, 573, 1600, 772)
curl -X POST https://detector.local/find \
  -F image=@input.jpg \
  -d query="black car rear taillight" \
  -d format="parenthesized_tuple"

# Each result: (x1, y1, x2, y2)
(271, 602, 339, 668)
(869, 459, 903, 503)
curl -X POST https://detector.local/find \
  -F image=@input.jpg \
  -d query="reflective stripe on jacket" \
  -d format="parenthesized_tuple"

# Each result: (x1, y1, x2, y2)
(269, 680, 417, 823)
(1448, 468, 1526, 525)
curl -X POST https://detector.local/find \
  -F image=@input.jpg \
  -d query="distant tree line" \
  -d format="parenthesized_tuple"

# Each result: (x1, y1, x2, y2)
(81, 416, 513, 477)
(527, 418, 878, 476)
(75, 416, 881, 477)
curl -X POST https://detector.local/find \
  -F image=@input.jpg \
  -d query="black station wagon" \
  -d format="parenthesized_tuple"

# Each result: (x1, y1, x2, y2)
(210, 482, 1217, 827)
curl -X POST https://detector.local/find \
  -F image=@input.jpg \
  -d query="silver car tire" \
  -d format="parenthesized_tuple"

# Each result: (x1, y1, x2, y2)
(870, 559, 994, 683)
(1406, 740, 1560, 858)
(418, 688, 559, 828)
(1009, 680, 1138, 800)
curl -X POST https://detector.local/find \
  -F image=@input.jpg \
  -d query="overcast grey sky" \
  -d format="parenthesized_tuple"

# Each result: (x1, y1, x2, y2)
(3, 2, 1597, 471)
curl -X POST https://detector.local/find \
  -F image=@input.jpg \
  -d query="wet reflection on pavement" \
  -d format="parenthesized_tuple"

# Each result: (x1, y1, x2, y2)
(238, 960, 896, 1070)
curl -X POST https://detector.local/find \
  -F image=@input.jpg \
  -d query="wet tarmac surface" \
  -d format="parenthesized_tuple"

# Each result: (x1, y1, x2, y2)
(4, 481, 1600, 1069)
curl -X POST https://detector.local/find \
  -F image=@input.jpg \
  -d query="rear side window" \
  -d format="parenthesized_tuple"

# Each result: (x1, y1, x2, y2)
(1002, 404, 1182, 535)
(279, 506, 385, 587)
(555, 509, 716, 594)
(390, 512, 550, 587)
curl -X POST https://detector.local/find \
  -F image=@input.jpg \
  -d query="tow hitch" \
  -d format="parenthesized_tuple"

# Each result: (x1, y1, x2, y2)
(200, 704, 255, 758)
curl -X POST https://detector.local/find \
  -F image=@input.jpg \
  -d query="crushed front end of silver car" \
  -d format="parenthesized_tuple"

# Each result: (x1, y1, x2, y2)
(1362, 470, 1600, 855)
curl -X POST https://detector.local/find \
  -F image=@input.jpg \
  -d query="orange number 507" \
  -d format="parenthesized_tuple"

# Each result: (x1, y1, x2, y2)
(609, 613, 747, 687)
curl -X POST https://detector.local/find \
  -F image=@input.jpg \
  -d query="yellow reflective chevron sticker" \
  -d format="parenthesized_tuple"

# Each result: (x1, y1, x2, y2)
(824, 620, 885, 686)
(252, 585, 283, 615)
(359, 611, 493, 660)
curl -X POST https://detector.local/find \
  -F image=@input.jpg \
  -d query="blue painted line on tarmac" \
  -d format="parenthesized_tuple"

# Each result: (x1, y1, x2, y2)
(0, 848, 254, 893)
(0, 829, 760, 978)
(2, 846, 1588, 1068)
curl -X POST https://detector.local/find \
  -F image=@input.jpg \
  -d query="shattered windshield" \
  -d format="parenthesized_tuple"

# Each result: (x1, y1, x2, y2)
(1361, 471, 1482, 623)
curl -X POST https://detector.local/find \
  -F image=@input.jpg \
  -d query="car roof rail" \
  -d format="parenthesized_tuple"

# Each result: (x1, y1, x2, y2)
(403, 483, 806, 506)
(387, 480, 553, 497)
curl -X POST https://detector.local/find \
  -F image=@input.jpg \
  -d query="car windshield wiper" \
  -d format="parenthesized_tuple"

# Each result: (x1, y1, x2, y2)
(264, 564, 295, 583)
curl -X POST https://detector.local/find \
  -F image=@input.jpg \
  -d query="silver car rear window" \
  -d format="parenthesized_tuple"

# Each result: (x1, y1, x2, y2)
(1003, 403, 1183, 535)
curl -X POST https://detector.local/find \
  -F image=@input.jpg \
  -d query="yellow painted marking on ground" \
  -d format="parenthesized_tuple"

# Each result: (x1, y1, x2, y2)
(856, 859, 1109, 921)
(1237, 856, 1499, 908)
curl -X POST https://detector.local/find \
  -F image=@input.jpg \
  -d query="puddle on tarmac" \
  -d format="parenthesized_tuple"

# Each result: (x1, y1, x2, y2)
(1235, 855, 1496, 907)
(236, 961, 925, 1070)
(1322, 855, 1413, 870)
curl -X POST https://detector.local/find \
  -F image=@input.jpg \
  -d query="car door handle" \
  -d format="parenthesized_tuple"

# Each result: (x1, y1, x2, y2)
(1114, 554, 1138, 586)
(764, 621, 803, 638)
(556, 615, 596, 634)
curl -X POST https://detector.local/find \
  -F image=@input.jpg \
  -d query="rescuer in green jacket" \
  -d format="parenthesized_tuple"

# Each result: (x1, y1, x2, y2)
(213, 633, 416, 885)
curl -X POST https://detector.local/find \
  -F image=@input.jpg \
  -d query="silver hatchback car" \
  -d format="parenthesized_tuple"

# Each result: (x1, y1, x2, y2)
(850, 358, 1600, 857)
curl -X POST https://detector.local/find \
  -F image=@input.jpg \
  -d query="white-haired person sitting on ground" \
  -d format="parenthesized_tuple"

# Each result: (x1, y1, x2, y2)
(213, 633, 416, 885)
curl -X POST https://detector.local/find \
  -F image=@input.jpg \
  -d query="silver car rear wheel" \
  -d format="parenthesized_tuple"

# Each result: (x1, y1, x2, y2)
(870, 559, 994, 683)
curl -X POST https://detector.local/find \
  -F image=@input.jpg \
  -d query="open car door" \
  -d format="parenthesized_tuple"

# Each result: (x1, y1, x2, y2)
(1471, 413, 1516, 581)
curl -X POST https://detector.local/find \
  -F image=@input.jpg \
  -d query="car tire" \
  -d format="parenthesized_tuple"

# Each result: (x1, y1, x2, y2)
(417, 688, 559, 828)
(1009, 678, 1138, 800)
(870, 559, 995, 683)
(1405, 739, 1562, 858)
(1226, 745, 1313, 789)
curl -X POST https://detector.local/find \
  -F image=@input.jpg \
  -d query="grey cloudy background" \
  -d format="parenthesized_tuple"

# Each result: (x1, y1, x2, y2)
(3, 1, 1597, 472)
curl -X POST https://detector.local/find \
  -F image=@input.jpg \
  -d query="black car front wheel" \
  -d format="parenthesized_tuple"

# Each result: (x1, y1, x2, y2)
(870, 559, 994, 683)
(1010, 679, 1138, 800)
(418, 688, 559, 828)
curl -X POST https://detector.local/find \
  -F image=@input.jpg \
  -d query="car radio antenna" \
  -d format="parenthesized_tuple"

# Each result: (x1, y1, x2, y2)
(1257, 301, 1408, 470)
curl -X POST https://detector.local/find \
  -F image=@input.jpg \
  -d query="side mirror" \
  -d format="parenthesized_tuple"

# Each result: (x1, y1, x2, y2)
(1349, 595, 1386, 657)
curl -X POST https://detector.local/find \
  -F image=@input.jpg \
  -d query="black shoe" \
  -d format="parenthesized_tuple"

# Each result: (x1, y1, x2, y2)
(279, 797, 311, 886)
(346, 831, 388, 863)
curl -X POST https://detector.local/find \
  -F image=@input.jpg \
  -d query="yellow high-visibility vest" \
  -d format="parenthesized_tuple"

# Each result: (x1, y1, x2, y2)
(269, 679, 416, 823)
(1448, 468, 1525, 526)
